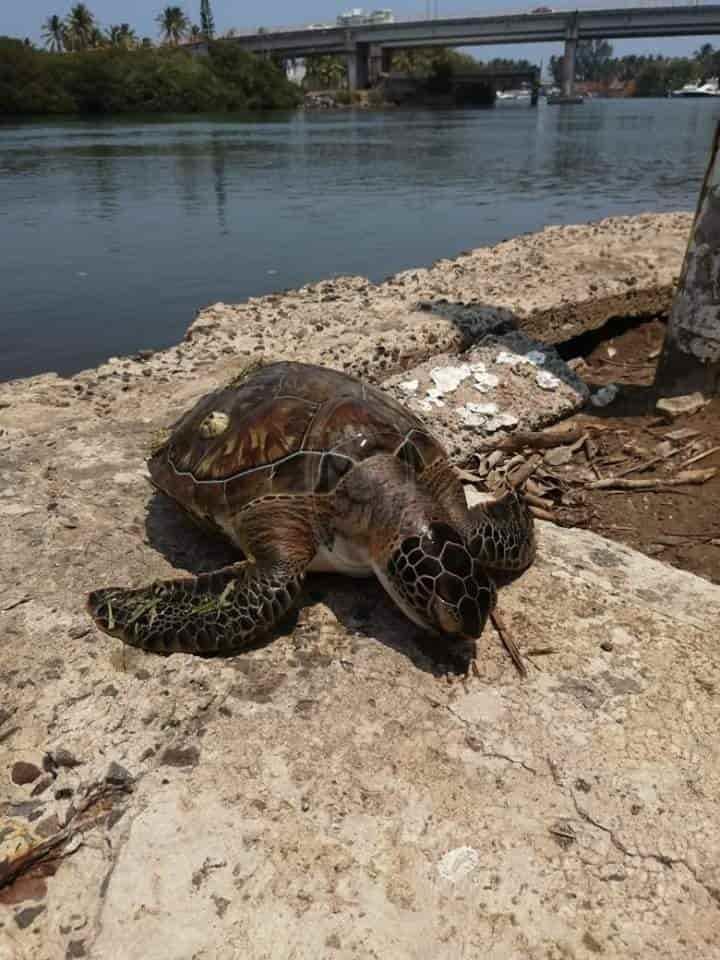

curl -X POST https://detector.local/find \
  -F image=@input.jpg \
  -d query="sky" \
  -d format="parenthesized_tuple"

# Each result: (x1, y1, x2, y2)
(3, 0, 716, 61)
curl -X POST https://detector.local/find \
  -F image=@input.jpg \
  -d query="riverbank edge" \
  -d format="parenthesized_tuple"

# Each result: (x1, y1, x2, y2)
(0, 211, 691, 410)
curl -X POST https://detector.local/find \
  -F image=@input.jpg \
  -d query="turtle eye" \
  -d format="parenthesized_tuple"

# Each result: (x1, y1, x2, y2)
(432, 597, 462, 634)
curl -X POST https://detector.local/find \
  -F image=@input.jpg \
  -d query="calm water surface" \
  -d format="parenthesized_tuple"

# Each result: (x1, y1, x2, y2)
(1, 99, 718, 382)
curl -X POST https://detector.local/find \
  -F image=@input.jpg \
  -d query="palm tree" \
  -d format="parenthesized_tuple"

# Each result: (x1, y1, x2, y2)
(42, 14, 65, 52)
(189, 23, 202, 41)
(64, 3, 96, 51)
(155, 6, 190, 46)
(108, 23, 138, 49)
(88, 26, 106, 48)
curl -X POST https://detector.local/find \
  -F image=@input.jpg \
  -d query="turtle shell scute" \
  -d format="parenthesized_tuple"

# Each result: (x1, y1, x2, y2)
(147, 362, 449, 517)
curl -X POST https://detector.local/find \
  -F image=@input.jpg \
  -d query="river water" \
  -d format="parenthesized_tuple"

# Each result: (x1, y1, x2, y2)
(1, 98, 718, 382)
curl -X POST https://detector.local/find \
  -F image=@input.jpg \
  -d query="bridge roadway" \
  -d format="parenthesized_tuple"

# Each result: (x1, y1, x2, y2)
(191, 6, 720, 95)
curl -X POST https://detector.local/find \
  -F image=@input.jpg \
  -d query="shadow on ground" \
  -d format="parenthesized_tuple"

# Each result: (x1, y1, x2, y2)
(144, 491, 475, 677)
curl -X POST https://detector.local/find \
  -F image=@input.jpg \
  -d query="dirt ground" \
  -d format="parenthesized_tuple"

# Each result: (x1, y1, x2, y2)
(555, 317, 720, 585)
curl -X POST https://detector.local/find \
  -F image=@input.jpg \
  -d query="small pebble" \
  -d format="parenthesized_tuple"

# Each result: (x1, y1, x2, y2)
(11, 761, 42, 785)
(600, 640, 614, 652)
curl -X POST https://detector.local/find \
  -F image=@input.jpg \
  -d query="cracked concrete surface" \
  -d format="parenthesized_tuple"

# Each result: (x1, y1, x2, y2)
(1, 212, 719, 959)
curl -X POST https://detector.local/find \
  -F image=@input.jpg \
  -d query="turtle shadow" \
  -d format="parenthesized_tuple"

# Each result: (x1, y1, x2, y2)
(145, 492, 239, 575)
(143, 492, 470, 677)
(301, 574, 476, 678)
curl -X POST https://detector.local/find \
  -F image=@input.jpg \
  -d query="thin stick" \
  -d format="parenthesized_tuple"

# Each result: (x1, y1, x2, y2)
(525, 492, 555, 510)
(490, 609, 528, 678)
(614, 439, 697, 478)
(677, 445, 720, 470)
(587, 468, 717, 491)
(529, 506, 556, 522)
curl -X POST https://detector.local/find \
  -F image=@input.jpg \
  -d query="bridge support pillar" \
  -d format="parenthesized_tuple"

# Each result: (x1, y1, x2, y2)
(381, 47, 394, 74)
(562, 14, 579, 98)
(368, 45, 383, 84)
(346, 43, 370, 90)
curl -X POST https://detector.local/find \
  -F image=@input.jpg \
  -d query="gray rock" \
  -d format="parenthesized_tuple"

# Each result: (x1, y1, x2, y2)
(544, 445, 574, 467)
(105, 762, 133, 786)
(656, 392, 708, 420)
(15, 906, 46, 929)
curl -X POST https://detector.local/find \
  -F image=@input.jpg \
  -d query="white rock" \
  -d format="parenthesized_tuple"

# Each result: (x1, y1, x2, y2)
(495, 349, 546, 368)
(485, 412, 520, 432)
(437, 846, 481, 883)
(398, 379, 419, 395)
(473, 372, 500, 393)
(458, 402, 499, 427)
(536, 370, 561, 391)
(430, 365, 472, 395)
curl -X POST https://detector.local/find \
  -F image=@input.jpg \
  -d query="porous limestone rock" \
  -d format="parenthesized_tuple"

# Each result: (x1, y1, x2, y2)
(1, 212, 716, 960)
(383, 331, 589, 460)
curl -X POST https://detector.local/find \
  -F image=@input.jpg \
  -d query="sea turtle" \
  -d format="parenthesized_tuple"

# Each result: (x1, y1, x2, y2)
(88, 361, 535, 670)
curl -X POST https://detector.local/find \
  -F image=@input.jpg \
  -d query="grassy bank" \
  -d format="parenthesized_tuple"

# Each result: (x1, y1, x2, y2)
(0, 37, 301, 114)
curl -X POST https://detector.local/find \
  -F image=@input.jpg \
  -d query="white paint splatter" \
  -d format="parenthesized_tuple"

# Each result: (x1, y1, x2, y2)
(437, 846, 480, 883)
(199, 411, 231, 438)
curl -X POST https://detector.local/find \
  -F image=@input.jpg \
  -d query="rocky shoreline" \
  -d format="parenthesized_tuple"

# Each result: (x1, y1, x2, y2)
(3, 210, 720, 960)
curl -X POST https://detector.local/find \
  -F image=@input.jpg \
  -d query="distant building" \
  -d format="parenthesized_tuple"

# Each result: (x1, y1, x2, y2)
(336, 9, 395, 27)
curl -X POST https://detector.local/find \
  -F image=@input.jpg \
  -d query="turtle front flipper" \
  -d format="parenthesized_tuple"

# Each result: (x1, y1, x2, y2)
(466, 489, 536, 577)
(87, 561, 304, 655)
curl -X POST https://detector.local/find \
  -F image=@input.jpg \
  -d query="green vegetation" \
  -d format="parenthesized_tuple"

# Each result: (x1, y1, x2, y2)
(304, 55, 346, 90)
(155, 6, 190, 46)
(0, 35, 301, 114)
(549, 39, 720, 96)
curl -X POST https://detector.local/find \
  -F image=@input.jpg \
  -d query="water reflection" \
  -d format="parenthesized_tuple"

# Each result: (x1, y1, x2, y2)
(1, 99, 718, 381)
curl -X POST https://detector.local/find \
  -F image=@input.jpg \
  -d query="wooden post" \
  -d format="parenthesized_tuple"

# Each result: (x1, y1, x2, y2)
(655, 121, 720, 397)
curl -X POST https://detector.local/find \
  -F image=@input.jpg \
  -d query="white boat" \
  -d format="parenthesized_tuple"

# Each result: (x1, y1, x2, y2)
(496, 88, 532, 102)
(670, 77, 720, 98)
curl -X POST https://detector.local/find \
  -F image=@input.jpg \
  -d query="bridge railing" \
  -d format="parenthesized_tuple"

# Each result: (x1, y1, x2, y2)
(226, 1, 720, 38)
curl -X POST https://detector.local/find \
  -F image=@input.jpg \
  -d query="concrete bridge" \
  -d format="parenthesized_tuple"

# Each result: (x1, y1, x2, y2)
(190, 5, 720, 97)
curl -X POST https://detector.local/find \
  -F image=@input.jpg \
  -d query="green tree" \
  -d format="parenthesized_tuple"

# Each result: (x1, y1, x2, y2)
(108, 23, 137, 49)
(634, 61, 665, 97)
(155, 6, 189, 46)
(42, 14, 65, 52)
(88, 26, 106, 48)
(64, 3, 96, 51)
(575, 38, 614, 82)
(189, 24, 202, 40)
(200, 0, 215, 40)
(304, 54, 346, 90)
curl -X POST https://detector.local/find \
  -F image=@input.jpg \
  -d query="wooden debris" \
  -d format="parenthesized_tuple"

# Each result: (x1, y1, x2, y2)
(490, 609, 528, 678)
(0, 781, 132, 891)
(507, 455, 542, 488)
(664, 427, 701, 442)
(524, 492, 555, 511)
(677, 445, 720, 470)
(478, 424, 585, 455)
(529, 507, 556, 522)
(587, 468, 717, 491)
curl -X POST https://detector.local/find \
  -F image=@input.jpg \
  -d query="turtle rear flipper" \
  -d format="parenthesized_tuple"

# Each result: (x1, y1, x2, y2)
(87, 562, 304, 655)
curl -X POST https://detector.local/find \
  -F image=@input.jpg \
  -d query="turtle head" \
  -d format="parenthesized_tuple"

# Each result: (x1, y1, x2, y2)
(374, 522, 496, 640)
